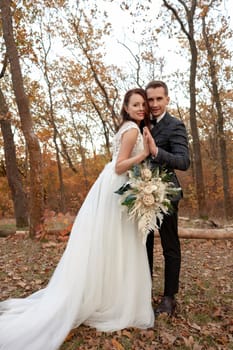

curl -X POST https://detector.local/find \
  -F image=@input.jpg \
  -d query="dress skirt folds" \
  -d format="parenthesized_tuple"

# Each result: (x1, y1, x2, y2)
(0, 121, 154, 350)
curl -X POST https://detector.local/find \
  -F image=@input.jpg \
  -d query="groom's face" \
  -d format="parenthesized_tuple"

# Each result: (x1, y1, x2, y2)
(146, 87, 170, 119)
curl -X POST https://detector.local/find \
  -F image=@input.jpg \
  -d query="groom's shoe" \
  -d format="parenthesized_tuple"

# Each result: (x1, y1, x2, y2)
(154, 296, 176, 316)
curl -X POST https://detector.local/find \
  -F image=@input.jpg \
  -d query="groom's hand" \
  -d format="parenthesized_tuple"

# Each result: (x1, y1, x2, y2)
(143, 127, 158, 158)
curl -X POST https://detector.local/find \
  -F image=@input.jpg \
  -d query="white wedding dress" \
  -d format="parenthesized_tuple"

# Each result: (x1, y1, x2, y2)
(0, 121, 154, 350)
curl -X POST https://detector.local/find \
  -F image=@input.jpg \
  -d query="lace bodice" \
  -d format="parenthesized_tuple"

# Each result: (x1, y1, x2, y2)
(111, 121, 143, 159)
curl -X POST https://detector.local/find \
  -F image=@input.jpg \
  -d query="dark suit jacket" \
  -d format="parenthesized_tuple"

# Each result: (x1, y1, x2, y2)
(149, 112, 190, 201)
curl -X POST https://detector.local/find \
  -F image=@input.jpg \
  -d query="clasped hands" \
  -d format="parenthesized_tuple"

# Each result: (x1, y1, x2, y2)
(143, 127, 158, 158)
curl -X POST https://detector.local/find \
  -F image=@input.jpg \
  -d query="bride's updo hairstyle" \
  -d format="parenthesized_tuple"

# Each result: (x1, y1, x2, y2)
(118, 88, 151, 130)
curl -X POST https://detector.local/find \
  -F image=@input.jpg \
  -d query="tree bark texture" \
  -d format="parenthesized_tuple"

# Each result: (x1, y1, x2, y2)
(0, 88, 29, 227)
(202, 17, 232, 220)
(0, 1, 44, 237)
(163, 0, 207, 217)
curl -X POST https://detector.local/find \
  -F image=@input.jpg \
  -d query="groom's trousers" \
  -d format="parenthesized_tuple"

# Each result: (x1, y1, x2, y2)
(146, 201, 181, 296)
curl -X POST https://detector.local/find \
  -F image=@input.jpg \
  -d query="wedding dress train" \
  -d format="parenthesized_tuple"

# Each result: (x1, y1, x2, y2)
(0, 121, 154, 350)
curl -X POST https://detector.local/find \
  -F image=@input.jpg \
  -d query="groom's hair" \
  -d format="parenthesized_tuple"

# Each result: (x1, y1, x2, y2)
(145, 80, 169, 96)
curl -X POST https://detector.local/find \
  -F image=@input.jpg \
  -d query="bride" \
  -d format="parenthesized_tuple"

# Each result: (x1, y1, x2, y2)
(0, 88, 156, 350)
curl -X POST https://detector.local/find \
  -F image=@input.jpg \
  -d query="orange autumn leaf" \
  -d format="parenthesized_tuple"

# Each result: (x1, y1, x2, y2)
(111, 338, 124, 350)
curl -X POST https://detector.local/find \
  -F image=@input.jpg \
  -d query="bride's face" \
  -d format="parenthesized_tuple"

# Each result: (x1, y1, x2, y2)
(125, 93, 146, 124)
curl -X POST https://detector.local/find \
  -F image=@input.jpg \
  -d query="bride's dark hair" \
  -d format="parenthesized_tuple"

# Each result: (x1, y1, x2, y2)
(118, 88, 151, 129)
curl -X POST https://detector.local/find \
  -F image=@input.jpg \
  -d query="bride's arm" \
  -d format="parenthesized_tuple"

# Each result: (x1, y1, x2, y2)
(115, 128, 149, 175)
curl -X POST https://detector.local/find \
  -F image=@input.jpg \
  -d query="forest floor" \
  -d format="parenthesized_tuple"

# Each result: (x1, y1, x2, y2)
(0, 217, 232, 350)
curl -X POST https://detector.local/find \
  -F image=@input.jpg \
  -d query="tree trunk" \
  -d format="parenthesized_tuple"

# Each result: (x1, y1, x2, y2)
(39, 33, 66, 213)
(154, 228, 233, 239)
(0, 88, 29, 227)
(54, 136, 66, 213)
(0, 1, 44, 237)
(63, 85, 89, 191)
(202, 17, 232, 220)
(189, 37, 206, 216)
(163, 0, 207, 217)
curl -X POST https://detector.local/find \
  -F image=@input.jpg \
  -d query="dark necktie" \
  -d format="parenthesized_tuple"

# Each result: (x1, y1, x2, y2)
(150, 119, 157, 126)
(151, 119, 159, 132)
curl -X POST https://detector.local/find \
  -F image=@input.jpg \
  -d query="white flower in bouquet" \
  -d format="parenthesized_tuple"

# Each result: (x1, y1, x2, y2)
(115, 162, 181, 244)
(141, 168, 152, 181)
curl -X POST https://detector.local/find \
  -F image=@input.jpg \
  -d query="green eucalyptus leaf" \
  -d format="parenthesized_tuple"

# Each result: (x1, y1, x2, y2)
(114, 183, 131, 195)
(122, 194, 136, 206)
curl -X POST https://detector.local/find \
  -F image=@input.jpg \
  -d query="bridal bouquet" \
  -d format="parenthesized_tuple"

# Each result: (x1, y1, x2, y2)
(115, 162, 180, 244)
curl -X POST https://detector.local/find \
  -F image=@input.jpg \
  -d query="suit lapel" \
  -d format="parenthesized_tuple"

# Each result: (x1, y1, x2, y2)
(151, 112, 169, 137)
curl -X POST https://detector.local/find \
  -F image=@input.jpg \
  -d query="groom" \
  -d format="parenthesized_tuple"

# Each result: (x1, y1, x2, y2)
(145, 80, 190, 316)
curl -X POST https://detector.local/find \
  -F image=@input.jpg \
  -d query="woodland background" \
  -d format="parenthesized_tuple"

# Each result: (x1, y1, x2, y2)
(0, 0, 232, 236)
(0, 1, 233, 349)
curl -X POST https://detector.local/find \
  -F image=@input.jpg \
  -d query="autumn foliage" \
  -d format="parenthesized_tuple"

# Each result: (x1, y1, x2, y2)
(0, 0, 232, 224)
